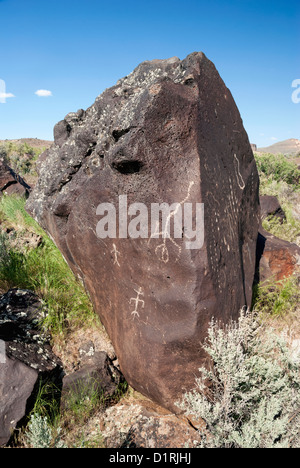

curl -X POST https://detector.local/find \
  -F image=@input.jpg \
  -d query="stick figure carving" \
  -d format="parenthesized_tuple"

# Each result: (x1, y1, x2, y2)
(111, 243, 121, 267)
(130, 287, 145, 319)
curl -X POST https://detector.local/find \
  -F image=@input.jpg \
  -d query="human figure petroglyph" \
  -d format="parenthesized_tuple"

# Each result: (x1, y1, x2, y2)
(130, 287, 145, 319)
(111, 243, 121, 267)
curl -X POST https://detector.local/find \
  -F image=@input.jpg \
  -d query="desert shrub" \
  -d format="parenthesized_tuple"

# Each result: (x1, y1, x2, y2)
(0, 144, 9, 164)
(177, 311, 300, 448)
(0, 142, 44, 176)
(255, 153, 300, 187)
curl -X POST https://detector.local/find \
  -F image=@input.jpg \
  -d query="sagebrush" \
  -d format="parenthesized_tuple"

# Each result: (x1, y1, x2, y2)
(177, 311, 300, 448)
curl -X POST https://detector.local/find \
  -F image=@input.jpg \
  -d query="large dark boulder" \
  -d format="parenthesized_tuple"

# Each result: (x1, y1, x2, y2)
(26, 52, 260, 411)
(0, 290, 62, 446)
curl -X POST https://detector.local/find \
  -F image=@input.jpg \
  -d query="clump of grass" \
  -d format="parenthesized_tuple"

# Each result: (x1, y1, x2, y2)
(0, 195, 99, 337)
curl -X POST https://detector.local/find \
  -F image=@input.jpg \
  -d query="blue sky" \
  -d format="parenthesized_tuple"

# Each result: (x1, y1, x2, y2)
(0, 0, 299, 147)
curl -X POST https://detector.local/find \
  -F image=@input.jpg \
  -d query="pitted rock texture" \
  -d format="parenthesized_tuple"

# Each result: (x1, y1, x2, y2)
(26, 52, 260, 411)
(0, 289, 60, 372)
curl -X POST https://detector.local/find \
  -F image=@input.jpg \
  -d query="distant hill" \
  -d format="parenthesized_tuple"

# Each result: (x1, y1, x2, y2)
(258, 138, 300, 156)
(0, 138, 52, 150)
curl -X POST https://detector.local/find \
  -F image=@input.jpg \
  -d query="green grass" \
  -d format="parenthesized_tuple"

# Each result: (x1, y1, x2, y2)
(0, 195, 99, 337)
(253, 275, 300, 317)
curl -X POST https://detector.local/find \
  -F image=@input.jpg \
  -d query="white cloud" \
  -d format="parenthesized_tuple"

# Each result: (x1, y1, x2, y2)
(0, 92, 15, 99)
(270, 137, 278, 141)
(35, 89, 52, 97)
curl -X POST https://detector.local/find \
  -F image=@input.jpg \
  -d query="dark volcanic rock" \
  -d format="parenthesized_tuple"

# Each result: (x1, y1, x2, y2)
(26, 52, 260, 411)
(260, 195, 286, 223)
(0, 159, 31, 197)
(0, 355, 38, 446)
(0, 289, 62, 446)
(61, 351, 124, 410)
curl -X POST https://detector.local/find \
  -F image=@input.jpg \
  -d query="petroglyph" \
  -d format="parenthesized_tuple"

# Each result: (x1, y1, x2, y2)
(130, 287, 145, 319)
(111, 243, 121, 267)
(234, 154, 245, 190)
(149, 182, 195, 263)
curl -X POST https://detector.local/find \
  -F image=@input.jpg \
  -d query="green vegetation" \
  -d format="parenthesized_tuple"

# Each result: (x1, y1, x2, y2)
(0, 141, 45, 177)
(263, 208, 300, 244)
(253, 275, 300, 317)
(255, 152, 300, 189)
(25, 414, 66, 449)
(178, 312, 300, 448)
(0, 195, 99, 337)
(254, 152, 300, 244)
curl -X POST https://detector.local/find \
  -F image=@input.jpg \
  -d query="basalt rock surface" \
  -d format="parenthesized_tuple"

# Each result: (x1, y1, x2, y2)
(26, 52, 260, 412)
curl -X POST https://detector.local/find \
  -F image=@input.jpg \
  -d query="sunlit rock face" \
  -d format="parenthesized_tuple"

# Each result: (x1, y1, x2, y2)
(26, 52, 260, 412)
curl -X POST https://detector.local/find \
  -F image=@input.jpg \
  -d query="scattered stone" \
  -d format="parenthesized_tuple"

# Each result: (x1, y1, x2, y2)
(78, 341, 95, 361)
(26, 52, 260, 411)
(0, 289, 62, 446)
(100, 401, 202, 448)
